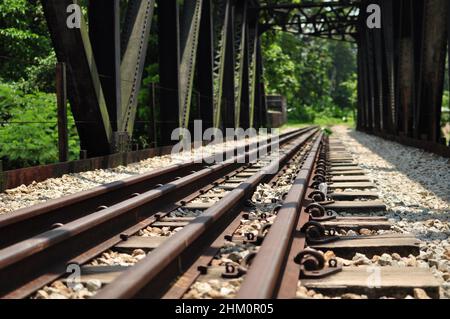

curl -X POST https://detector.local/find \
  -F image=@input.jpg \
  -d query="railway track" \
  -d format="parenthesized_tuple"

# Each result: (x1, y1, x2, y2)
(0, 127, 443, 299)
(236, 136, 441, 299)
(0, 127, 312, 249)
(0, 127, 318, 299)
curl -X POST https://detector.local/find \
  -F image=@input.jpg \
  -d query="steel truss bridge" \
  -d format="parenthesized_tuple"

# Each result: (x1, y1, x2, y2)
(40, 0, 450, 158)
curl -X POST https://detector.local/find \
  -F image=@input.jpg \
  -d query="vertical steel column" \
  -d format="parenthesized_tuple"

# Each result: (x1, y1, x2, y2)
(88, 0, 121, 132)
(157, 0, 180, 145)
(417, 0, 448, 142)
(381, 0, 396, 134)
(393, 0, 405, 136)
(148, 83, 157, 148)
(366, 30, 377, 131)
(233, 1, 248, 128)
(360, 25, 373, 131)
(372, 0, 387, 133)
(260, 80, 268, 128)
(356, 40, 366, 130)
(179, 0, 203, 131)
(239, 21, 251, 130)
(221, 2, 236, 129)
(356, 9, 369, 131)
(248, 16, 259, 129)
(397, 0, 411, 136)
(411, 0, 424, 138)
(373, 26, 384, 132)
(254, 36, 264, 129)
(56, 62, 69, 162)
(41, 0, 112, 157)
(197, 0, 215, 128)
(212, 0, 231, 129)
(120, 0, 155, 138)
(259, 34, 268, 128)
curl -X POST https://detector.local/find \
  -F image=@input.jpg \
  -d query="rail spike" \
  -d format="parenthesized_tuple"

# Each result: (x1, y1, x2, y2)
(301, 220, 339, 245)
(305, 203, 337, 221)
(294, 247, 342, 279)
(221, 263, 247, 279)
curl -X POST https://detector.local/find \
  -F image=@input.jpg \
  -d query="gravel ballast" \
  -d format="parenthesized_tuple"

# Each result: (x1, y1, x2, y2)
(0, 133, 282, 215)
(330, 126, 450, 299)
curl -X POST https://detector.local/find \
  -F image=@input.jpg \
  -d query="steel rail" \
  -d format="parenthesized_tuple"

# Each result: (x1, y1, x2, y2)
(236, 132, 324, 299)
(276, 135, 329, 299)
(0, 127, 313, 249)
(0, 128, 315, 298)
(161, 142, 312, 299)
(93, 130, 320, 298)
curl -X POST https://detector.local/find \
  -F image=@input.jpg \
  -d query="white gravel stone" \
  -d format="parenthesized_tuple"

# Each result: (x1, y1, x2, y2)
(85, 279, 102, 292)
(352, 253, 372, 266)
(378, 253, 393, 266)
(185, 141, 314, 299)
(332, 126, 450, 298)
(0, 132, 288, 216)
(89, 249, 147, 267)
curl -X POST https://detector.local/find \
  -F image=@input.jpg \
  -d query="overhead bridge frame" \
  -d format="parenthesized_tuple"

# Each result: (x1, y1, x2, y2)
(356, 0, 450, 156)
(39, 0, 450, 158)
(41, 0, 267, 155)
(259, 0, 450, 156)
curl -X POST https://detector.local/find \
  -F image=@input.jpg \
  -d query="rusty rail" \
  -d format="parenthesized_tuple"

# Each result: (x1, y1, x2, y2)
(93, 130, 319, 298)
(236, 133, 324, 298)
(0, 128, 317, 298)
(0, 127, 315, 249)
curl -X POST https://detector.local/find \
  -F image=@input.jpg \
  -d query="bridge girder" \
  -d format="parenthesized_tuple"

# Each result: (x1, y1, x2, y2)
(40, 0, 450, 159)
(357, 0, 450, 155)
(42, 0, 267, 154)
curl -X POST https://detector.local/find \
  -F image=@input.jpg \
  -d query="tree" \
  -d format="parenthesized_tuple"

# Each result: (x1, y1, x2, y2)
(328, 41, 357, 109)
(0, 0, 53, 87)
(0, 83, 80, 169)
(261, 30, 357, 123)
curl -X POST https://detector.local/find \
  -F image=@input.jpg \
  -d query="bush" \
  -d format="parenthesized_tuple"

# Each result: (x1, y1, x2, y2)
(0, 83, 80, 169)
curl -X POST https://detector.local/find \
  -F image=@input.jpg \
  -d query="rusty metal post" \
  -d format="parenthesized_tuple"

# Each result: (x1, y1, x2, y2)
(148, 83, 157, 148)
(56, 62, 69, 162)
(222, 1, 236, 129)
(361, 29, 372, 131)
(88, 0, 121, 133)
(381, 0, 397, 135)
(79, 150, 87, 160)
(417, 0, 448, 142)
(374, 23, 385, 132)
(157, 0, 180, 145)
(0, 160, 3, 192)
(356, 43, 362, 130)
(197, 0, 214, 129)
(397, 0, 413, 137)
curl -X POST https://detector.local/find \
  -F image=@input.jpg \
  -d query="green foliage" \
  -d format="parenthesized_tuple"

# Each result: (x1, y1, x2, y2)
(0, 0, 359, 170)
(322, 127, 333, 136)
(262, 31, 357, 126)
(328, 41, 357, 108)
(0, 1, 78, 169)
(20, 52, 57, 93)
(0, 83, 80, 169)
(0, 0, 53, 84)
